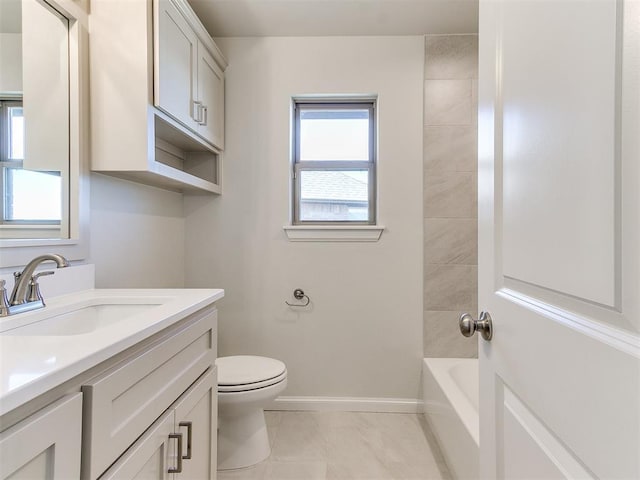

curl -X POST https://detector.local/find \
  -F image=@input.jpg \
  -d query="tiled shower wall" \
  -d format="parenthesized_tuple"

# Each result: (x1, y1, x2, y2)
(423, 35, 479, 358)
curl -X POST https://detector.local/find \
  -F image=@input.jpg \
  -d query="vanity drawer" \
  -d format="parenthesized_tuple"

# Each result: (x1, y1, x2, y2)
(81, 308, 217, 479)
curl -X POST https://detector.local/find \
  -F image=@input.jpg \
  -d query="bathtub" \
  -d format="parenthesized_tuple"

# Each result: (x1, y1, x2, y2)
(423, 358, 479, 480)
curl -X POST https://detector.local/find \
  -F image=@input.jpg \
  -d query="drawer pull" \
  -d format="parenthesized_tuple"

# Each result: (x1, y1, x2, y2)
(201, 105, 208, 126)
(179, 421, 193, 459)
(168, 433, 183, 473)
(192, 100, 203, 123)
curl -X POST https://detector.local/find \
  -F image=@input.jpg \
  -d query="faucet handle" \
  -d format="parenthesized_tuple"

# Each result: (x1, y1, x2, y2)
(32, 271, 55, 281)
(0, 280, 9, 316)
(26, 271, 55, 303)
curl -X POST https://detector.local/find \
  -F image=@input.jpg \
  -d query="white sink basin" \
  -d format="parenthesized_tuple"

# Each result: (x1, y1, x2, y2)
(1, 302, 163, 336)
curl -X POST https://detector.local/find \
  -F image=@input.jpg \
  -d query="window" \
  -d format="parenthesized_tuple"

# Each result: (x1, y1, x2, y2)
(292, 100, 376, 225)
(0, 100, 62, 224)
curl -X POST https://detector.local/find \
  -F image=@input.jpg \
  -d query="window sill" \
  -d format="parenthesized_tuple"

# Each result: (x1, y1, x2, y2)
(283, 225, 385, 242)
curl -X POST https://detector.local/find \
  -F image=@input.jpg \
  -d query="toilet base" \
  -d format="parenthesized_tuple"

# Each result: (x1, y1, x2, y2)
(217, 408, 271, 470)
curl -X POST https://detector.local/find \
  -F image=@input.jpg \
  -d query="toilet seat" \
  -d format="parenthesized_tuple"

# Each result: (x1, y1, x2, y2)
(218, 370, 287, 392)
(216, 355, 287, 393)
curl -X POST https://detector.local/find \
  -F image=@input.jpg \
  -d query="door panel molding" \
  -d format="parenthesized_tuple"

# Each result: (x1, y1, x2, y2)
(502, 274, 638, 334)
(498, 288, 640, 358)
(501, 385, 596, 479)
(492, 0, 623, 310)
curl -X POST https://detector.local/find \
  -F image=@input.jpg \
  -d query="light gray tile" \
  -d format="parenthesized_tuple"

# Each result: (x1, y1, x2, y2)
(325, 424, 385, 464)
(217, 461, 268, 480)
(423, 310, 479, 358)
(424, 172, 477, 218)
(424, 264, 477, 310)
(425, 35, 478, 80)
(270, 412, 328, 461)
(316, 411, 375, 433)
(424, 218, 477, 265)
(265, 411, 283, 428)
(325, 425, 392, 480)
(322, 413, 447, 480)
(417, 415, 453, 479)
(264, 461, 327, 480)
(233, 411, 449, 480)
(424, 126, 477, 173)
(370, 414, 445, 480)
(424, 80, 473, 126)
(326, 461, 392, 480)
(265, 411, 283, 447)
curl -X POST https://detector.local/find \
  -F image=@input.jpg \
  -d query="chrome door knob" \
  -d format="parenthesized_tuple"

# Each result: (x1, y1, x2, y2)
(459, 311, 493, 341)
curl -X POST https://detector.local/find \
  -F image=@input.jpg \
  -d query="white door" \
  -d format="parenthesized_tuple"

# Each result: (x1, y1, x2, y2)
(477, 0, 640, 478)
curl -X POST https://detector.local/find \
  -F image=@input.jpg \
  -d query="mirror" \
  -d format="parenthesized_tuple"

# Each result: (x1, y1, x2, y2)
(0, 0, 70, 240)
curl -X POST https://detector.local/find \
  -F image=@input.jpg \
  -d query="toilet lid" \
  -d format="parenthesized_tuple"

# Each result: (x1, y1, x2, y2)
(216, 355, 287, 386)
(218, 370, 287, 392)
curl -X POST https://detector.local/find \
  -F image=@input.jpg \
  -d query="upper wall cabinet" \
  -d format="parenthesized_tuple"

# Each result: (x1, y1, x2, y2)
(155, 0, 225, 149)
(90, 0, 227, 194)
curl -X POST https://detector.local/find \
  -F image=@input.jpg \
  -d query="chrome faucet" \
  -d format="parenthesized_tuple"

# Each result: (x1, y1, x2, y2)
(0, 254, 69, 316)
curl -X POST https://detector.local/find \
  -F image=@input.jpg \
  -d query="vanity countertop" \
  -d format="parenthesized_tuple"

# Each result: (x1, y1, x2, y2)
(0, 288, 224, 416)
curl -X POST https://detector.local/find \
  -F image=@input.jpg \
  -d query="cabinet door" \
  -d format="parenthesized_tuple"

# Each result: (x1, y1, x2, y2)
(155, 0, 198, 130)
(0, 394, 82, 480)
(196, 43, 225, 149)
(99, 411, 177, 480)
(173, 368, 217, 480)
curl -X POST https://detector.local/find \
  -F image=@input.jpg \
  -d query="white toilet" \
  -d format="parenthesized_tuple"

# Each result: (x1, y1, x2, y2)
(216, 355, 287, 470)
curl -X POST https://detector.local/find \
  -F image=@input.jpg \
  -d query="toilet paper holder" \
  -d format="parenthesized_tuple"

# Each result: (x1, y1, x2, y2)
(285, 288, 310, 307)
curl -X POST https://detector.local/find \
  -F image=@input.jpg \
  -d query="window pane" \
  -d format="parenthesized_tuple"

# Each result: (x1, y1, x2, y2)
(8, 106, 24, 161)
(299, 170, 369, 221)
(5, 168, 61, 221)
(300, 109, 369, 161)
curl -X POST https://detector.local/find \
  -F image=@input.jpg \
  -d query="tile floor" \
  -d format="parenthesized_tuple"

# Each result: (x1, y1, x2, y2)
(218, 411, 451, 480)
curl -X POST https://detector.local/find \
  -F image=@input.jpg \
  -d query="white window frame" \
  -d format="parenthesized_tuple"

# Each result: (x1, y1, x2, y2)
(292, 99, 377, 226)
(0, 99, 61, 226)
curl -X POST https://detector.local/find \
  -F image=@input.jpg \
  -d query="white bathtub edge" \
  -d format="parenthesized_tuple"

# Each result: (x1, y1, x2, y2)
(424, 358, 479, 445)
(423, 357, 479, 480)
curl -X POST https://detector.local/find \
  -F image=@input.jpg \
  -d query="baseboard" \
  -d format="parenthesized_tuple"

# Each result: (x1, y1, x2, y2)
(266, 396, 424, 413)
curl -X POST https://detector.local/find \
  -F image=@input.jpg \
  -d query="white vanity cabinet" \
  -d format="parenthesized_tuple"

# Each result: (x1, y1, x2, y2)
(82, 307, 217, 480)
(0, 394, 82, 479)
(155, 0, 225, 150)
(90, 0, 227, 194)
(99, 369, 216, 480)
(0, 289, 223, 480)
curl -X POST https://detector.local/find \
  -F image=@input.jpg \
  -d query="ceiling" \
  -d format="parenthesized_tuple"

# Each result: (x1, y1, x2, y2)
(186, 0, 478, 37)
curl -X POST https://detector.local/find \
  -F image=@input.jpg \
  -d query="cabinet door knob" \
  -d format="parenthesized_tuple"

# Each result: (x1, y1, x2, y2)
(168, 433, 183, 473)
(179, 421, 193, 459)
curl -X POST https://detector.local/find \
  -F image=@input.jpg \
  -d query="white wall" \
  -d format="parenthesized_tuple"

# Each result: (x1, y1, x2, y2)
(90, 173, 185, 288)
(0, 33, 22, 93)
(184, 36, 425, 401)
